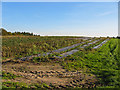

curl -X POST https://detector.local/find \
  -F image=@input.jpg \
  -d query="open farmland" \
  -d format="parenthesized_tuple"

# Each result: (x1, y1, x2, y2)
(2, 36, 120, 88)
(2, 36, 87, 60)
(62, 38, 120, 88)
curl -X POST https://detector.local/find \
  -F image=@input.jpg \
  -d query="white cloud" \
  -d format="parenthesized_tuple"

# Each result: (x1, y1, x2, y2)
(97, 11, 114, 16)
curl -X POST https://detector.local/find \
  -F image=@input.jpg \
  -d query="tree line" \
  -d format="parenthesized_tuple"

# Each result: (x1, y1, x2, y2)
(0, 28, 40, 36)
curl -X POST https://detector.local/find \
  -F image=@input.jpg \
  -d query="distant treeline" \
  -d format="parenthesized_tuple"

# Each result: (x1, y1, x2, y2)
(0, 28, 40, 36)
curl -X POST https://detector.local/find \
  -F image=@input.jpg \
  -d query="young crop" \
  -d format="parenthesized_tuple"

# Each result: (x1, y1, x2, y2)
(2, 71, 21, 80)
(2, 36, 83, 60)
(62, 39, 120, 88)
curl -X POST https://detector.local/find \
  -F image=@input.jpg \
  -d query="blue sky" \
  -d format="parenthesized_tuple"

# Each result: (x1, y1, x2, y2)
(2, 2, 118, 37)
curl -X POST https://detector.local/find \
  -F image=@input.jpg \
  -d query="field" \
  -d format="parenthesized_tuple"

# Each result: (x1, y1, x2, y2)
(2, 36, 84, 59)
(2, 36, 120, 88)
(62, 38, 120, 88)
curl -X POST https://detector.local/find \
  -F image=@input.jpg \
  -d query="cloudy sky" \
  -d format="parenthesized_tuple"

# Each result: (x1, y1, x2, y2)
(2, 2, 118, 37)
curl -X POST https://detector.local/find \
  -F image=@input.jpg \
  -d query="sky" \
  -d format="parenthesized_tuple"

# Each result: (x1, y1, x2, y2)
(2, 2, 118, 37)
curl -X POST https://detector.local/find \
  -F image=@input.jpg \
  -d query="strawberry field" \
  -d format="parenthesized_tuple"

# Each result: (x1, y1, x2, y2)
(2, 36, 86, 59)
(62, 39, 120, 88)
(2, 36, 119, 89)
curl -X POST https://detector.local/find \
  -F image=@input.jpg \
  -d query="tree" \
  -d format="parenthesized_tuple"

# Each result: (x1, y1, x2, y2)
(0, 28, 40, 36)
(1, 28, 8, 35)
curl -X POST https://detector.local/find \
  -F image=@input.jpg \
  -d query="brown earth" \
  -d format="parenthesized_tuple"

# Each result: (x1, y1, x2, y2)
(2, 60, 98, 88)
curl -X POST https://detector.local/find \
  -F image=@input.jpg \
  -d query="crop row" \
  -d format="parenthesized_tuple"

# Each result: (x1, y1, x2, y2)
(56, 38, 108, 58)
(19, 37, 102, 61)
(2, 36, 87, 60)
(25, 38, 107, 62)
(62, 39, 120, 88)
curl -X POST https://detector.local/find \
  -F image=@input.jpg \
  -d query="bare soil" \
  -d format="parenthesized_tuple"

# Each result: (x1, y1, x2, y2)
(2, 60, 98, 88)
